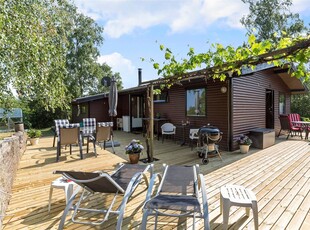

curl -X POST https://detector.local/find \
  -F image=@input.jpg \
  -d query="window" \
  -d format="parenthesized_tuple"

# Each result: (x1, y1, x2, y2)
(279, 92, 286, 114)
(81, 105, 87, 114)
(154, 91, 168, 103)
(186, 88, 206, 116)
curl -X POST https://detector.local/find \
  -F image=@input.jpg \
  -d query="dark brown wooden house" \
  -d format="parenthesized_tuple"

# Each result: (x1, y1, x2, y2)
(71, 63, 307, 151)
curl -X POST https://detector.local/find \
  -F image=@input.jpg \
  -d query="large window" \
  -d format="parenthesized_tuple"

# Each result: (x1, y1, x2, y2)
(154, 91, 168, 103)
(279, 92, 286, 114)
(186, 88, 206, 116)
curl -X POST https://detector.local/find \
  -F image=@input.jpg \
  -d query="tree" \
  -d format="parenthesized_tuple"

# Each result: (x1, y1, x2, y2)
(0, 0, 71, 110)
(89, 63, 123, 95)
(240, 0, 307, 43)
(65, 9, 104, 99)
(0, 0, 108, 112)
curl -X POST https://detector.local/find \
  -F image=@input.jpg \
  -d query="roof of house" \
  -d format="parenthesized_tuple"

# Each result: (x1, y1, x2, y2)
(72, 63, 307, 104)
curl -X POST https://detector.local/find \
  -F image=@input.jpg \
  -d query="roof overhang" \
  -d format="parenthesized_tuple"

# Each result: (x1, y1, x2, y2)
(273, 65, 308, 94)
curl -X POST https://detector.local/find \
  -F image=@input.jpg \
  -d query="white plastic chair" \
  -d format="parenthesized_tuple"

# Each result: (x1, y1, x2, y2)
(189, 128, 199, 150)
(161, 123, 176, 143)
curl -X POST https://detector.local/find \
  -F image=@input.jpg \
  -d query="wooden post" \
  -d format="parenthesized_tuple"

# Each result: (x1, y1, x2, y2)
(146, 85, 154, 162)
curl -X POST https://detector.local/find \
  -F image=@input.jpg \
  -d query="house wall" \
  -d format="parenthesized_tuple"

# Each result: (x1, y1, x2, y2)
(153, 79, 229, 150)
(71, 68, 295, 152)
(231, 69, 291, 150)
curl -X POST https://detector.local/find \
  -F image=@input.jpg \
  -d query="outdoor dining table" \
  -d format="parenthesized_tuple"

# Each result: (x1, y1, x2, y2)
(292, 121, 310, 139)
(142, 117, 169, 140)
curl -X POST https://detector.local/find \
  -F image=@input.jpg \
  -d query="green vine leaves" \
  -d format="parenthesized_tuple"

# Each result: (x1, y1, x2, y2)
(149, 34, 310, 87)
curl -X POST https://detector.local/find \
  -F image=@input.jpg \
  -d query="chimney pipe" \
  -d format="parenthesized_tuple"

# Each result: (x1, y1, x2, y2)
(138, 68, 142, 86)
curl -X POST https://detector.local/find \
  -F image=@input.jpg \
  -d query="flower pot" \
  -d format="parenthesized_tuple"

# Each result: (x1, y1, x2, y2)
(128, 153, 140, 164)
(30, 138, 40, 145)
(239, 144, 250, 154)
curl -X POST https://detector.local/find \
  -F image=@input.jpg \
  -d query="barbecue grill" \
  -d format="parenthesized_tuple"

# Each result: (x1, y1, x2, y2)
(197, 125, 222, 164)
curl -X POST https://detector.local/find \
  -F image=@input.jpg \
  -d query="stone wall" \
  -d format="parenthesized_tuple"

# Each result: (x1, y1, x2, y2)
(0, 132, 27, 228)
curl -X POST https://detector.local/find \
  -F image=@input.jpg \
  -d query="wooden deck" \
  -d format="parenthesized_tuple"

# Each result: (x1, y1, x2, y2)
(3, 131, 310, 229)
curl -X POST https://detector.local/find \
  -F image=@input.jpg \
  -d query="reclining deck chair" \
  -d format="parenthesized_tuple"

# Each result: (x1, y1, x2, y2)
(141, 164, 210, 230)
(54, 163, 153, 230)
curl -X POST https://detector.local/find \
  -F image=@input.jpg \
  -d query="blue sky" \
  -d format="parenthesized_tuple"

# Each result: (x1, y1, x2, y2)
(74, 0, 310, 89)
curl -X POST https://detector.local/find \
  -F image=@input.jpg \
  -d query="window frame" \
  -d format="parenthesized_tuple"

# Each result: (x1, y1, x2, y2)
(278, 92, 286, 115)
(186, 87, 206, 117)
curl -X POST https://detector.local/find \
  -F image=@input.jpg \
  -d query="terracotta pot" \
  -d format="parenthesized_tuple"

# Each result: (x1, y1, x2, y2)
(30, 138, 39, 145)
(239, 144, 250, 154)
(128, 153, 140, 164)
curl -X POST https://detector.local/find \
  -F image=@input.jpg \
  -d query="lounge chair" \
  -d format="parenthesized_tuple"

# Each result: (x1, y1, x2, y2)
(54, 163, 153, 230)
(141, 164, 210, 230)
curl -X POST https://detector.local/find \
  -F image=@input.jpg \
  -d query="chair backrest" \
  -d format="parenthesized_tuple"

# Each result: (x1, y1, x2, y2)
(288, 113, 301, 122)
(95, 122, 113, 142)
(189, 129, 199, 139)
(55, 171, 124, 194)
(54, 119, 69, 136)
(279, 114, 291, 130)
(288, 113, 302, 127)
(96, 126, 111, 142)
(160, 165, 197, 196)
(59, 123, 80, 145)
(55, 164, 151, 193)
(83, 118, 96, 127)
(161, 123, 176, 133)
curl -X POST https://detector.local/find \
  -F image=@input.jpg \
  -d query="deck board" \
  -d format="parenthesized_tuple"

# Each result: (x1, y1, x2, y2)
(3, 131, 310, 229)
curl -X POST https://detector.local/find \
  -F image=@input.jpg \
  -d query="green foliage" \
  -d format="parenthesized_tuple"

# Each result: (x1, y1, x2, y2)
(240, 0, 307, 43)
(291, 93, 310, 118)
(27, 129, 42, 138)
(0, 0, 119, 114)
(150, 35, 310, 85)
(91, 63, 123, 95)
(65, 9, 104, 99)
(0, 0, 69, 110)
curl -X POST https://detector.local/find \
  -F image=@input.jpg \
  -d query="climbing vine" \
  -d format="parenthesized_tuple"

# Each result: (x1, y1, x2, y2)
(151, 34, 310, 86)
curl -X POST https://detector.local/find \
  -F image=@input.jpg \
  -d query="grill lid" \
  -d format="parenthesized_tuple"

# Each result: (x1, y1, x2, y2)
(198, 125, 220, 135)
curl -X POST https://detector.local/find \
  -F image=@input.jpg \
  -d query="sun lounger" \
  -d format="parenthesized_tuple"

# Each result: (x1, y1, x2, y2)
(141, 164, 210, 229)
(54, 163, 153, 229)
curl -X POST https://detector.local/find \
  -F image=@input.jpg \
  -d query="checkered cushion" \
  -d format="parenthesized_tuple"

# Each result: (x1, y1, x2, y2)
(59, 123, 80, 129)
(54, 119, 69, 136)
(97, 122, 113, 127)
(83, 118, 96, 127)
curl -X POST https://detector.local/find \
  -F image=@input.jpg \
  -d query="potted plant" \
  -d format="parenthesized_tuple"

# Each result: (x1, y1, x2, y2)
(235, 134, 252, 153)
(125, 139, 144, 164)
(27, 129, 42, 145)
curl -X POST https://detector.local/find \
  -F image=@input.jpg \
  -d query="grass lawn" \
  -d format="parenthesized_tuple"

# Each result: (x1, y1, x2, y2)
(0, 127, 54, 140)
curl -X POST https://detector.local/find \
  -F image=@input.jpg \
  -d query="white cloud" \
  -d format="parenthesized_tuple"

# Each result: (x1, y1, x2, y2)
(97, 53, 138, 88)
(73, 0, 249, 38)
(292, 0, 310, 14)
(74, 0, 309, 38)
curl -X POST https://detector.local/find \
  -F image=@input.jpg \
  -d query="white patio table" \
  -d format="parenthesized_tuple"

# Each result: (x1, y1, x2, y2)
(292, 121, 310, 140)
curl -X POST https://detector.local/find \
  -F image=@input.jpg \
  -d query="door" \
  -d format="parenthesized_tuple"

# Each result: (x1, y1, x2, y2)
(266, 89, 274, 129)
(130, 95, 144, 131)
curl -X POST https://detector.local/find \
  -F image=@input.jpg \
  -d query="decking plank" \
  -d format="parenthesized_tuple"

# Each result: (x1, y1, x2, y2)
(3, 132, 310, 229)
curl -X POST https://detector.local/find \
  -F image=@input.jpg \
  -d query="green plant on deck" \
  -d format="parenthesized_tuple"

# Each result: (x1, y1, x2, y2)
(27, 129, 42, 138)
